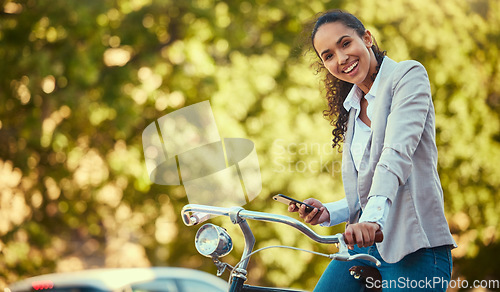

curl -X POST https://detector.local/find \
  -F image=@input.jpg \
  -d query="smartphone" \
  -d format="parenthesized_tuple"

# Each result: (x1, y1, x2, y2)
(272, 194, 316, 213)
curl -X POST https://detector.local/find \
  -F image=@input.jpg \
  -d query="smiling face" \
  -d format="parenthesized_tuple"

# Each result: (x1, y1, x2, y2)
(313, 21, 379, 93)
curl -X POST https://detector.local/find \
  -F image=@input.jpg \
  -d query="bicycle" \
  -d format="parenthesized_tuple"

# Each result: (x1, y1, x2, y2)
(181, 204, 384, 292)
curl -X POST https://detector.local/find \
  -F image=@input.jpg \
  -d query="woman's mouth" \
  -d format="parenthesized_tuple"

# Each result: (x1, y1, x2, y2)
(342, 61, 359, 74)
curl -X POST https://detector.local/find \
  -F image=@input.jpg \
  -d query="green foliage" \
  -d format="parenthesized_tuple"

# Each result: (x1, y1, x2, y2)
(0, 0, 499, 290)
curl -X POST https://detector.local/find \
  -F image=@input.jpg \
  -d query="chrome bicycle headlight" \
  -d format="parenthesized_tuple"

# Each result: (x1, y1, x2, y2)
(195, 223, 233, 258)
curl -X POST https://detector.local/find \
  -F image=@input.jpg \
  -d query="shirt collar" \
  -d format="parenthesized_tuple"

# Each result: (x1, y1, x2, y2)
(343, 86, 363, 112)
(343, 57, 386, 112)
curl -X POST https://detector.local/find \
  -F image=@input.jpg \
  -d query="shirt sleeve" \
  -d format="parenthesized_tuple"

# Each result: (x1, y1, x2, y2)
(358, 196, 391, 230)
(320, 198, 350, 227)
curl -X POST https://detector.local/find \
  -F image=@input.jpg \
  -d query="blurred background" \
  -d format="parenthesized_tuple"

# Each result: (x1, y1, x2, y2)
(0, 0, 499, 290)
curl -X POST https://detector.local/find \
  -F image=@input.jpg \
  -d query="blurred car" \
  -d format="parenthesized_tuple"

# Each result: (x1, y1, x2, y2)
(7, 267, 228, 292)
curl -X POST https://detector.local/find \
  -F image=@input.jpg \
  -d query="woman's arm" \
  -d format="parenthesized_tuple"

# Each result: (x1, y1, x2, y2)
(368, 61, 432, 202)
(320, 198, 349, 227)
(288, 198, 349, 226)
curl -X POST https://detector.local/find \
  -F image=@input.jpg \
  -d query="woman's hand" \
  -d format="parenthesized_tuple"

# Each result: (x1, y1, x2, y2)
(288, 198, 330, 225)
(344, 222, 380, 249)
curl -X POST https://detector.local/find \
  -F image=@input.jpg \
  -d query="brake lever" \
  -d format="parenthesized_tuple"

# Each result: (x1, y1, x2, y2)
(348, 254, 381, 266)
(330, 233, 382, 267)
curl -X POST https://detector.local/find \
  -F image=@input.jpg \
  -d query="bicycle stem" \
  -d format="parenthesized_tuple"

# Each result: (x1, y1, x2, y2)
(229, 207, 255, 275)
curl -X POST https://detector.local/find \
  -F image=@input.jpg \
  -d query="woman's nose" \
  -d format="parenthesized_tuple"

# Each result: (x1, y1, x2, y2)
(337, 52, 348, 65)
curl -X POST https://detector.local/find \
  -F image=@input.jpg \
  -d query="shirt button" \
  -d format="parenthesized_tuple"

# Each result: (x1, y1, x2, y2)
(377, 206, 382, 211)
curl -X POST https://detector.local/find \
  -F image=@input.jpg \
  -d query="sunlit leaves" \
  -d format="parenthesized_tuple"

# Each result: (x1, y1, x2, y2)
(1, 0, 500, 289)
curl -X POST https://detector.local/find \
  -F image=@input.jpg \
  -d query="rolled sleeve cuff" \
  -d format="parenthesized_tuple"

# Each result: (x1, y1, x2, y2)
(320, 198, 349, 227)
(359, 196, 391, 230)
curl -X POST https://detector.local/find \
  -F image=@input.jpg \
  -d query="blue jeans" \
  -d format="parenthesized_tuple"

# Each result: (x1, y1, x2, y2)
(314, 244, 452, 291)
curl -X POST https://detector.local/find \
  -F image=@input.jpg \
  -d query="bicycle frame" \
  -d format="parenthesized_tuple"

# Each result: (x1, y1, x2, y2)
(181, 204, 381, 292)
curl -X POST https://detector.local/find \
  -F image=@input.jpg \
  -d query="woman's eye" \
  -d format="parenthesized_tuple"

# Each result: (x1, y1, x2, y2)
(325, 53, 333, 61)
(343, 41, 350, 47)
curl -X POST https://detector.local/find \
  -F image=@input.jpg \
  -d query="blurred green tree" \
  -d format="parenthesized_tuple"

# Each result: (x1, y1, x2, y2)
(0, 0, 499, 290)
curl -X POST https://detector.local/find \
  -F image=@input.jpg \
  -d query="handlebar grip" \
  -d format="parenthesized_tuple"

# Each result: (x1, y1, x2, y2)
(374, 230, 383, 242)
(343, 230, 384, 245)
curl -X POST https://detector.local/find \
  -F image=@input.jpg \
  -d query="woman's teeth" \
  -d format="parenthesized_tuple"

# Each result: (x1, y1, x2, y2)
(343, 61, 358, 73)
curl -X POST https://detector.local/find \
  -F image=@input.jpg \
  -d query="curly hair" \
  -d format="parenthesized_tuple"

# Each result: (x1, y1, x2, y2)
(309, 10, 386, 151)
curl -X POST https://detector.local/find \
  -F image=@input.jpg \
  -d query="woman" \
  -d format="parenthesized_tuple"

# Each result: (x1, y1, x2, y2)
(288, 10, 456, 291)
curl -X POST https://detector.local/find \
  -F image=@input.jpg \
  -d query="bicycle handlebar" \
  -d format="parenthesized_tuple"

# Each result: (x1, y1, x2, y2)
(181, 203, 383, 278)
(181, 204, 383, 245)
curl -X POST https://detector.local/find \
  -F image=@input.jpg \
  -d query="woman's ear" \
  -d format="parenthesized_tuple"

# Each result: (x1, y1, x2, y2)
(363, 30, 374, 48)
